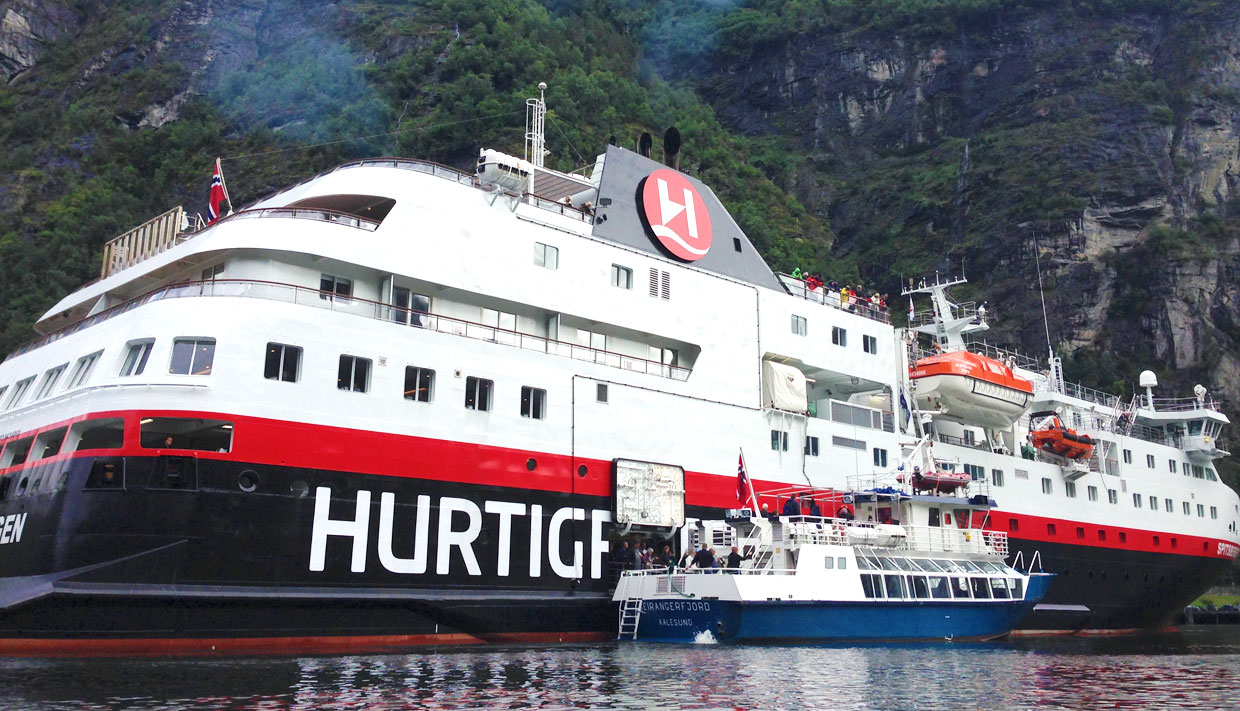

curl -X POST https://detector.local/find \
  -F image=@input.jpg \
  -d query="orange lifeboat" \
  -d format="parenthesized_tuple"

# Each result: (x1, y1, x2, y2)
(899, 467, 971, 494)
(910, 350, 1034, 428)
(1029, 411, 1095, 460)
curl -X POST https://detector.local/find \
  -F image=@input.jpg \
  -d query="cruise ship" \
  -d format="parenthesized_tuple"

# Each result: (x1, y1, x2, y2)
(0, 93, 1235, 653)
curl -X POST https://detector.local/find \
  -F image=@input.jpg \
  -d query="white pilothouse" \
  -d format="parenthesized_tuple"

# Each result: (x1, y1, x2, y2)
(0, 90, 1235, 652)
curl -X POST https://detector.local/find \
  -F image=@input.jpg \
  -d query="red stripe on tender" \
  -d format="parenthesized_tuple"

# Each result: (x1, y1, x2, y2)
(0, 632, 486, 657)
(2, 409, 1235, 558)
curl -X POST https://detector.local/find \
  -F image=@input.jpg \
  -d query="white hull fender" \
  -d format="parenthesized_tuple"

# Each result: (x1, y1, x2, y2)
(913, 373, 1032, 429)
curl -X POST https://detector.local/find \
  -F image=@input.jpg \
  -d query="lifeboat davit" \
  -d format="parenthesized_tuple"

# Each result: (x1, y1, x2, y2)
(910, 350, 1033, 428)
(1029, 411, 1095, 460)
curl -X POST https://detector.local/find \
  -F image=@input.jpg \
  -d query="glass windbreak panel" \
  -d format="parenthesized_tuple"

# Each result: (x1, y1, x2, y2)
(915, 559, 942, 572)
(959, 560, 983, 573)
(34, 427, 67, 459)
(883, 574, 906, 599)
(970, 577, 992, 599)
(951, 577, 971, 598)
(72, 418, 125, 451)
(2, 437, 34, 467)
(929, 576, 951, 599)
(855, 556, 873, 571)
(140, 417, 233, 452)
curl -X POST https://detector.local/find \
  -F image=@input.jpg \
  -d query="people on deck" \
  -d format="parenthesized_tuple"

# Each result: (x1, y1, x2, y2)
(725, 545, 752, 572)
(781, 496, 802, 516)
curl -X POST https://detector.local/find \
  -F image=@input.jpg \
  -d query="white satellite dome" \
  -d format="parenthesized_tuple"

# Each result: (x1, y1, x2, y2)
(1138, 370, 1158, 388)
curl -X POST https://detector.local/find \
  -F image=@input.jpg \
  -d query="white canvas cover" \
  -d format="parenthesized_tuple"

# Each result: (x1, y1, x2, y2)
(762, 360, 808, 413)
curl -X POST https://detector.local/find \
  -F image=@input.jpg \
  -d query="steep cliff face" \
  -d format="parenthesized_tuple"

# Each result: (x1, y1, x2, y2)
(0, 0, 83, 82)
(704, 5, 1240, 430)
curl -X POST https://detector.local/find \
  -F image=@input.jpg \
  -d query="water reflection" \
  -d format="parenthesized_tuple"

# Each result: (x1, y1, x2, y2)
(0, 628, 1236, 710)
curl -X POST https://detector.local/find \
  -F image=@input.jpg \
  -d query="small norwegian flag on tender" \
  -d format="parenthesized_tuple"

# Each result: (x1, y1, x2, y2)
(207, 158, 227, 224)
(736, 452, 755, 510)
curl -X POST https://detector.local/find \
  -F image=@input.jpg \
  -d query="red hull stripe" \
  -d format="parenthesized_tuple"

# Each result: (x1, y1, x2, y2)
(0, 630, 611, 657)
(2, 409, 1235, 560)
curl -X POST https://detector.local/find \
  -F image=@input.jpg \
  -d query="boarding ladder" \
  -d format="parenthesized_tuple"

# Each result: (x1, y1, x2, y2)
(617, 598, 643, 640)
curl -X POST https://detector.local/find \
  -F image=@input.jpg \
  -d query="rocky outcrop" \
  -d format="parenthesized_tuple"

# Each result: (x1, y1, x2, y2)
(0, 0, 82, 82)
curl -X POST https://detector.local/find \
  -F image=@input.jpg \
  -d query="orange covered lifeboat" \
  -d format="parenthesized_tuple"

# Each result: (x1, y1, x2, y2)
(1029, 411, 1095, 460)
(910, 350, 1034, 429)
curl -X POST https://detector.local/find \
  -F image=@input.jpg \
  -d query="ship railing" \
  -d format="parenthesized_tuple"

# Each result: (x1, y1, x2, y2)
(964, 340, 1042, 370)
(5, 279, 691, 381)
(779, 516, 1006, 557)
(1150, 396, 1222, 413)
(775, 274, 892, 324)
(223, 206, 381, 231)
(934, 433, 991, 451)
(1057, 382, 1123, 409)
(908, 301, 987, 330)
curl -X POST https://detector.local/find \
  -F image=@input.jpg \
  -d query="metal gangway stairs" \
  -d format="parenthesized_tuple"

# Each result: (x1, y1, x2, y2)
(616, 598, 643, 640)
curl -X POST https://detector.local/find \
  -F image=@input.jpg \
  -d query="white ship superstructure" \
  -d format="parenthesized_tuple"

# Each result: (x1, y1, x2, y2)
(0, 95, 1236, 652)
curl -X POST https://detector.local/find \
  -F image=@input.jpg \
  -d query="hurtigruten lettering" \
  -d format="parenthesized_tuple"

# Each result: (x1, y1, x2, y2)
(308, 487, 612, 578)
(0, 513, 26, 545)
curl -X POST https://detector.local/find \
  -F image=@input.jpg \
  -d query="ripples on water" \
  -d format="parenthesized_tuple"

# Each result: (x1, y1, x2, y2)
(1, 629, 1237, 711)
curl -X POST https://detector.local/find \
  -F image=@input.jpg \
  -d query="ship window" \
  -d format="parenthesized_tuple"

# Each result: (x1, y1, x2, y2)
(831, 326, 847, 347)
(832, 436, 866, 451)
(337, 355, 370, 392)
(1098, 529, 1107, 541)
(733, 237, 742, 252)
(1206, 468, 1217, 482)
(1164, 498, 1173, 513)
(838, 557, 847, 569)
(1065, 482, 1076, 498)
(1076, 526, 1085, 539)
(823, 556, 834, 569)
(264, 343, 302, 382)
(1085, 485, 1097, 501)
(1047, 523, 1057, 536)
(1198, 504, 1205, 517)
(909, 575, 930, 598)
(860, 574, 880, 598)
(140, 417, 233, 452)
(611, 264, 632, 290)
(1153, 536, 1160, 547)
(0, 387, 6, 405)
(119, 340, 154, 377)
(390, 287, 431, 326)
(67, 351, 104, 389)
(1133, 493, 1142, 508)
(963, 430, 976, 446)
(33, 364, 68, 400)
(1148, 494, 1157, 511)
(805, 436, 819, 456)
(465, 376, 493, 411)
(520, 386, 546, 419)
(1211, 506, 1218, 519)
(596, 383, 608, 403)
(169, 338, 216, 376)
(1146, 454, 1155, 468)
(791, 314, 807, 336)
(1189, 420, 1203, 436)
(1183, 501, 1190, 515)
(929, 577, 951, 599)
(1119, 531, 1127, 543)
(1, 437, 34, 467)
(1169, 460, 1177, 473)
(1108, 489, 1118, 505)
(970, 577, 992, 599)
(320, 274, 352, 300)
(1122, 449, 1132, 464)
(884, 574, 906, 599)
(1008, 517, 1019, 532)
(991, 578, 1012, 599)
(992, 469, 1004, 487)
(201, 262, 224, 281)
(533, 242, 559, 269)
(5, 377, 35, 409)
(404, 366, 435, 402)
(1041, 478, 1052, 495)
(863, 335, 878, 354)
(34, 427, 67, 460)
(72, 418, 125, 451)
(770, 430, 788, 451)
(964, 463, 984, 480)
(951, 577, 971, 598)
(84, 459, 124, 490)
(873, 448, 887, 467)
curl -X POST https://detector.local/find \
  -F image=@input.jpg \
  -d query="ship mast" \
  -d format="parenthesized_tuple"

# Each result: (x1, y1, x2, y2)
(901, 273, 987, 351)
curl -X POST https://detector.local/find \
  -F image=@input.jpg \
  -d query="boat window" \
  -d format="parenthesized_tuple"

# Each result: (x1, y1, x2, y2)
(140, 417, 233, 452)
(169, 338, 216, 376)
(823, 556, 834, 570)
(465, 376, 493, 411)
(264, 343, 302, 382)
(404, 366, 435, 403)
(289, 194, 396, 223)
(878, 557, 899, 571)
(320, 274, 353, 300)
(991, 578, 1011, 599)
(909, 575, 930, 599)
(908, 559, 930, 572)
(72, 418, 125, 451)
(981, 562, 1005, 573)
(520, 386, 547, 419)
(33, 427, 67, 460)
(1010, 578, 1024, 600)
(119, 340, 154, 377)
(892, 557, 916, 572)
(68, 350, 104, 389)
(1189, 420, 1203, 436)
(861, 574, 882, 598)
(337, 355, 370, 392)
(855, 556, 873, 571)
(838, 557, 847, 570)
(958, 560, 983, 573)
(951, 577, 971, 598)
(84, 459, 124, 489)
(33, 363, 68, 400)
(929, 577, 951, 599)
(970, 577, 992, 599)
(1, 437, 34, 468)
(5, 377, 35, 410)
(884, 574, 906, 599)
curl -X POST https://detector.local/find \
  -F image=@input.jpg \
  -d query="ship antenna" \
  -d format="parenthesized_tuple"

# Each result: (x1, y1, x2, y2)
(525, 82, 548, 169)
(1033, 232, 1053, 359)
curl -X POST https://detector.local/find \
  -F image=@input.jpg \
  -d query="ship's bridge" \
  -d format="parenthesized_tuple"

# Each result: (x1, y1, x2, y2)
(1132, 397, 1230, 462)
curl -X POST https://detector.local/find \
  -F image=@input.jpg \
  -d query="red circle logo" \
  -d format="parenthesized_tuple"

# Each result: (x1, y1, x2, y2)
(640, 169, 712, 262)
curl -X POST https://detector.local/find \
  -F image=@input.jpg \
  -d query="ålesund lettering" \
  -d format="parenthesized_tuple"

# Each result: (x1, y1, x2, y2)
(0, 513, 27, 545)
(308, 487, 612, 578)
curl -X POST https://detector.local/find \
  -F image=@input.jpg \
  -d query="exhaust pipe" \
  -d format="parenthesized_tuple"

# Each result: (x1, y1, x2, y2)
(638, 132, 652, 158)
(663, 127, 681, 170)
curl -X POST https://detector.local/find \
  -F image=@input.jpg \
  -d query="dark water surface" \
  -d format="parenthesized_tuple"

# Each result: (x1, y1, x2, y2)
(1, 628, 1238, 710)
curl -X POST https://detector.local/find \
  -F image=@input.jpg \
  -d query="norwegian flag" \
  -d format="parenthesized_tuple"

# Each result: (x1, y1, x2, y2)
(736, 452, 756, 510)
(207, 159, 227, 224)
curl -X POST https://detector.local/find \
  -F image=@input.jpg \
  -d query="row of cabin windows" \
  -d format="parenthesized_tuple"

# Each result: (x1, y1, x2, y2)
(1035, 476, 1218, 518)
(771, 430, 887, 466)
(790, 317, 879, 356)
(1116, 448, 1217, 481)
(1, 338, 213, 412)
(859, 573, 1022, 601)
(0, 416, 233, 472)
